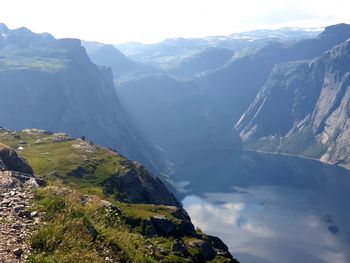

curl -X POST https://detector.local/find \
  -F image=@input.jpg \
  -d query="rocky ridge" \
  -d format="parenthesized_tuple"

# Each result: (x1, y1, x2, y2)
(0, 145, 41, 262)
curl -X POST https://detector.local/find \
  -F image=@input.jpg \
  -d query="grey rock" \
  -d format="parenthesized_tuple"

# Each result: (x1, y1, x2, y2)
(13, 247, 23, 257)
(103, 162, 180, 206)
(30, 211, 38, 218)
(150, 216, 175, 237)
(171, 239, 188, 255)
(17, 210, 31, 218)
(0, 144, 33, 175)
(189, 240, 216, 261)
(13, 205, 25, 214)
(1, 199, 11, 206)
(11, 223, 21, 230)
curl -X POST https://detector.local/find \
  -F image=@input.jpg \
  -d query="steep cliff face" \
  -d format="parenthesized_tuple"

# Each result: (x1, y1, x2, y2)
(0, 25, 164, 173)
(83, 41, 159, 81)
(198, 23, 350, 127)
(236, 39, 350, 168)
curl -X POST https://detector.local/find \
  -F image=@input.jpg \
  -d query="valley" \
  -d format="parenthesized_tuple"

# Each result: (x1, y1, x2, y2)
(1, 20, 350, 262)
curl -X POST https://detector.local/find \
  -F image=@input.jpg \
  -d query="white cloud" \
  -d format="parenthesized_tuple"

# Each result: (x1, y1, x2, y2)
(0, 0, 349, 43)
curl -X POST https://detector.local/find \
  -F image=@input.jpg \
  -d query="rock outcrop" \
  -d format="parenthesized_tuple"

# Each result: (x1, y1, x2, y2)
(104, 160, 180, 206)
(0, 143, 33, 175)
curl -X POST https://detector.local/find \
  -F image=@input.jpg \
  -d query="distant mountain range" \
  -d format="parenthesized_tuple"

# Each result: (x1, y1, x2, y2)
(115, 27, 321, 69)
(2, 22, 350, 174)
(115, 24, 350, 169)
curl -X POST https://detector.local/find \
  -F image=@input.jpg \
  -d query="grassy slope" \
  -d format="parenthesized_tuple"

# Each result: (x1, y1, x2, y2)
(0, 128, 231, 262)
(0, 129, 127, 196)
(0, 49, 68, 72)
(245, 127, 327, 158)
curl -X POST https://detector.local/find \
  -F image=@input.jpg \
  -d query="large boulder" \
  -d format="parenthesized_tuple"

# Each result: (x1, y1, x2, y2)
(149, 208, 195, 237)
(0, 144, 33, 175)
(188, 239, 216, 261)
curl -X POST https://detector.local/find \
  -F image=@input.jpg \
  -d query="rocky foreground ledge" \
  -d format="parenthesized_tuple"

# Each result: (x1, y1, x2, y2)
(0, 144, 42, 262)
(0, 130, 239, 262)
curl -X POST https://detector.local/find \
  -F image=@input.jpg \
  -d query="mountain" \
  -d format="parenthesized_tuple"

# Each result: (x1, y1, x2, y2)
(117, 75, 242, 164)
(82, 41, 159, 82)
(0, 24, 164, 173)
(0, 128, 238, 262)
(84, 44, 233, 81)
(167, 47, 233, 79)
(236, 38, 350, 169)
(199, 23, 350, 124)
(115, 24, 350, 167)
(116, 27, 321, 69)
(116, 38, 210, 69)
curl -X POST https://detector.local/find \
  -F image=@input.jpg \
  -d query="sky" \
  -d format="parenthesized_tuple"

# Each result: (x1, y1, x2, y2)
(0, 0, 349, 44)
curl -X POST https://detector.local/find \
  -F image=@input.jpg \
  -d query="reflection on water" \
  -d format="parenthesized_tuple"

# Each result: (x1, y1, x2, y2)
(173, 150, 350, 263)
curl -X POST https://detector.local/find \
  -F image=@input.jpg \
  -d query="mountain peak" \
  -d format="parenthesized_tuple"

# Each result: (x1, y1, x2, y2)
(0, 22, 9, 33)
(320, 23, 350, 38)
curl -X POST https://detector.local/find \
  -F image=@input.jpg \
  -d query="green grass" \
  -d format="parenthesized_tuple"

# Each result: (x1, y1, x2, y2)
(120, 203, 177, 220)
(29, 186, 197, 263)
(0, 129, 127, 199)
(0, 129, 231, 262)
(279, 127, 326, 157)
(0, 56, 68, 72)
(245, 127, 327, 158)
(0, 48, 69, 72)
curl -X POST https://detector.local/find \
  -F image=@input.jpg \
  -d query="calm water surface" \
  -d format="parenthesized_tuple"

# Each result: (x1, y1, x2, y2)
(172, 149, 350, 263)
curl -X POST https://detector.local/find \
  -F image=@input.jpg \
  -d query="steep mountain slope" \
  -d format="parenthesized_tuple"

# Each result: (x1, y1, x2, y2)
(83, 41, 159, 81)
(117, 75, 242, 164)
(167, 47, 233, 79)
(198, 23, 350, 126)
(0, 128, 238, 262)
(236, 39, 350, 168)
(0, 24, 163, 173)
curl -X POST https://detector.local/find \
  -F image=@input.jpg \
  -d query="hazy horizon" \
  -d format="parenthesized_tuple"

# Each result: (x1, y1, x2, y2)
(1, 0, 349, 45)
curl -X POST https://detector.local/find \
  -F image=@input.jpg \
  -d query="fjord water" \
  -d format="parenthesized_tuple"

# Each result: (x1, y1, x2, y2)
(172, 149, 350, 263)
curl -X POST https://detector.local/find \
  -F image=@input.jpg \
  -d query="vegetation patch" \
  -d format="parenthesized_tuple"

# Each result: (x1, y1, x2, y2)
(0, 129, 235, 262)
